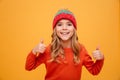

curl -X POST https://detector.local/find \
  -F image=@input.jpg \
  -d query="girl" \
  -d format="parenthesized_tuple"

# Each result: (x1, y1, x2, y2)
(25, 9, 104, 80)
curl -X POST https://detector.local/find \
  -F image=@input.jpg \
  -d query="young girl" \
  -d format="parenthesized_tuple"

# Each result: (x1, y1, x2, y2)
(25, 9, 104, 80)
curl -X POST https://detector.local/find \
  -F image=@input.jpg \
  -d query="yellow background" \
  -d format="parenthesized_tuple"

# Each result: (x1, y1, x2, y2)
(0, 0, 119, 80)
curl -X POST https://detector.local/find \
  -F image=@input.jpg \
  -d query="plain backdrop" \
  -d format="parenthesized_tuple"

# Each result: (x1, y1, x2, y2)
(0, 0, 120, 80)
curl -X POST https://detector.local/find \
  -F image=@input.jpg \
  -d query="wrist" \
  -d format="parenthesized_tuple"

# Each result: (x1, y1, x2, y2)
(32, 49, 37, 55)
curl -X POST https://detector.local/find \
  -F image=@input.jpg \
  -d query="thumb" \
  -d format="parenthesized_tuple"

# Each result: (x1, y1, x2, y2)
(40, 39, 44, 44)
(96, 45, 100, 50)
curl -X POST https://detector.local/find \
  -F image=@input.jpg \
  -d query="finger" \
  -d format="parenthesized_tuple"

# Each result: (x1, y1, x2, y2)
(96, 45, 100, 50)
(40, 39, 44, 44)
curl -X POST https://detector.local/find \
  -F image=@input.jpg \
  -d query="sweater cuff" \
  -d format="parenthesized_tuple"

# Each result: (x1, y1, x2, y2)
(29, 51, 37, 57)
(96, 58, 104, 63)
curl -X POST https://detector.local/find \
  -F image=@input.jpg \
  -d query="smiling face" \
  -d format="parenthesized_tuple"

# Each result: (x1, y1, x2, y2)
(55, 19, 75, 42)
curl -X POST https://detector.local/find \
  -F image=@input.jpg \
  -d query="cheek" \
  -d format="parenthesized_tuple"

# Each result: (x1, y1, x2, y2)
(55, 27, 61, 32)
(55, 29, 61, 36)
(70, 28, 74, 34)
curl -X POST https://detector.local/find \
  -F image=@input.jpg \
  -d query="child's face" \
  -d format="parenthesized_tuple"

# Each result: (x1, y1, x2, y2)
(55, 19, 75, 41)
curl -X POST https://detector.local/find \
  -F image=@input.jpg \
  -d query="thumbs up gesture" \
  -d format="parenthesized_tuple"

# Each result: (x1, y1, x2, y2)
(32, 39, 46, 55)
(92, 46, 104, 60)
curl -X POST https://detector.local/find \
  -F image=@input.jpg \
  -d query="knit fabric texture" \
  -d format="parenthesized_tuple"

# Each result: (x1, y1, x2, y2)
(53, 9, 77, 29)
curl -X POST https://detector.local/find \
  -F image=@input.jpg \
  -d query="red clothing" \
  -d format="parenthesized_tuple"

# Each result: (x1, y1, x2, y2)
(25, 45, 104, 80)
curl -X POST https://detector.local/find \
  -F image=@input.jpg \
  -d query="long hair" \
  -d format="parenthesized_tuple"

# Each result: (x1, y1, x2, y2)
(49, 29, 81, 64)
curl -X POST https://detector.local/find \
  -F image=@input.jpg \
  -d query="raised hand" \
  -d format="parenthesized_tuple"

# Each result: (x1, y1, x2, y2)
(32, 39, 46, 55)
(92, 46, 104, 60)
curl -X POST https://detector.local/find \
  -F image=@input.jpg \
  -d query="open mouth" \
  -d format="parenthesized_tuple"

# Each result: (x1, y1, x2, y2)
(58, 31, 72, 40)
(60, 32, 70, 35)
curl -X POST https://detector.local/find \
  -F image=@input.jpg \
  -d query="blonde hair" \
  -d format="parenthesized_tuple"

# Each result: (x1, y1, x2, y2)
(49, 29, 81, 64)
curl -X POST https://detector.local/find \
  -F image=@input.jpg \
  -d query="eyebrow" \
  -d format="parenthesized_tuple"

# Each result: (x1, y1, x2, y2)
(66, 21, 72, 24)
(58, 21, 72, 24)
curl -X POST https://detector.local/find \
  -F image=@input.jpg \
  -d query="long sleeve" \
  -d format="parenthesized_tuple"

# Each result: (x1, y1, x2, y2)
(82, 46, 104, 75)
(25, 51, 46, 71)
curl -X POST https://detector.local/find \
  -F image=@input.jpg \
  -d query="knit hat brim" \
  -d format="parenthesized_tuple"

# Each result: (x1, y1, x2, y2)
(53, 10, 77, 30)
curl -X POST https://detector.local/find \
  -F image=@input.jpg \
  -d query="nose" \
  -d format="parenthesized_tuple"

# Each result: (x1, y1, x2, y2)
(62, 25, 67, 30)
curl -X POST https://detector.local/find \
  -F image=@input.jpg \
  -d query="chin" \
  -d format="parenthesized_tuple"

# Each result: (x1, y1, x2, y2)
(60, 38, 71, 41)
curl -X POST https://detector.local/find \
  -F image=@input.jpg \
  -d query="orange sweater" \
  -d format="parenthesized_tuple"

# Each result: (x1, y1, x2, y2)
(25, 45, 104, 80)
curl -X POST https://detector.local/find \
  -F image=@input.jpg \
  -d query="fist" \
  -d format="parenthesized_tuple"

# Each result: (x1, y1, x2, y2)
(92, 47, 104, 60)
(32, 40, 46, 55)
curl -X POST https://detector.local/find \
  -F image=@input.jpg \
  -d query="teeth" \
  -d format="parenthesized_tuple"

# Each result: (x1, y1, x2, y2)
(61, 32, 69, 35)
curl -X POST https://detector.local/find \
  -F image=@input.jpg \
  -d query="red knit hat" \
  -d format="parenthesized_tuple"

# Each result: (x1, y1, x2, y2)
(53, 9, 77, 29)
